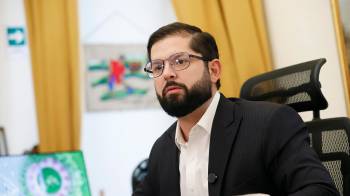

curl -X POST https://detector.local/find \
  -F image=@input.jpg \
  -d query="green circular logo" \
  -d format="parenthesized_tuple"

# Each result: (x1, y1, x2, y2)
(24, 157, 70, 195)
(41, 167, 62, 193)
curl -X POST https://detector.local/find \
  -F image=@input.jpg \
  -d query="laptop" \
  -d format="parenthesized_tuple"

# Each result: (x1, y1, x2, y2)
(0, 151, 91, 196)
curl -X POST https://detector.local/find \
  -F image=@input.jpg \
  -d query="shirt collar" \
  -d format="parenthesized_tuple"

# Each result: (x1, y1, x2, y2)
(175, 91, 220, 149)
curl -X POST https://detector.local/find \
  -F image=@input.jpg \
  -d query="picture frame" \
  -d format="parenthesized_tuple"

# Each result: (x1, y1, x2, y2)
(84, 44, 159, 111)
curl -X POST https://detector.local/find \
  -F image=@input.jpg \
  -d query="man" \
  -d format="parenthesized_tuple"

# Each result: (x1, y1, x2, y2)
(133, 22, 339, 196)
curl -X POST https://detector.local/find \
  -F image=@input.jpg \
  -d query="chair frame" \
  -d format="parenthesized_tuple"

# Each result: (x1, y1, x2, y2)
(240, 58, 328, 118)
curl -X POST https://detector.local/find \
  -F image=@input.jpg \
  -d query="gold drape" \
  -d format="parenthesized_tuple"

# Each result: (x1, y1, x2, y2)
(172, 0, 272, 97)
(24, 0, 81, 152)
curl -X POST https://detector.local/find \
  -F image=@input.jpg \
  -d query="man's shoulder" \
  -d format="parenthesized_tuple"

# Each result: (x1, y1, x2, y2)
(224, 96, 297, 119)
(233, 98, 286, 110)
(150, 122, 177, 153)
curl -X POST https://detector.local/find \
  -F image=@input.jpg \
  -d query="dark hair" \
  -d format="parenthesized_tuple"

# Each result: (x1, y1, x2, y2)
(147, 22, 220, 89)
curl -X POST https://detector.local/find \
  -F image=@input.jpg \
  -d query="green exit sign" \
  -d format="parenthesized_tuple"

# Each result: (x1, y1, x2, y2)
(7, 27, 26, 46)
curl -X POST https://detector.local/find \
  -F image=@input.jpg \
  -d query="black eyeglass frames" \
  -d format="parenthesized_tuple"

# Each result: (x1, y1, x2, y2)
(144, 52, 209, 78)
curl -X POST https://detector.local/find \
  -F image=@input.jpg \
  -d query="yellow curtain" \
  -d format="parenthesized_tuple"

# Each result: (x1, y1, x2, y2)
(24, 0, 81, 152)
(172, 0, 272, 97)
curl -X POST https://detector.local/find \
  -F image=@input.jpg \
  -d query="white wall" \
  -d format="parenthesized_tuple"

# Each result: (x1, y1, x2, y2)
(79, 0, 176, 195)
(0, 0, 38, 154)
(264, 0, 348, 121)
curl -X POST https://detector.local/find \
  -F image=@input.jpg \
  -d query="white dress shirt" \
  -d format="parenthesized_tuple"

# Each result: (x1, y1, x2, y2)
(175, 92, 220, 196)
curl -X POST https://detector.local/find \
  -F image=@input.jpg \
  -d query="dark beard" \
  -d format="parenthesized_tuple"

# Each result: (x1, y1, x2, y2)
(156, 69, 212, 117)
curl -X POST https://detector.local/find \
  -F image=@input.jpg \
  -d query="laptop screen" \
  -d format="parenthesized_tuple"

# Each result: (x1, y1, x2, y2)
(0, 151, 91, 196)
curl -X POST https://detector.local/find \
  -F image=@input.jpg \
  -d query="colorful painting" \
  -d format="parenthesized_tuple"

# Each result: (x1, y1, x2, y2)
(84, 44, 158, 111)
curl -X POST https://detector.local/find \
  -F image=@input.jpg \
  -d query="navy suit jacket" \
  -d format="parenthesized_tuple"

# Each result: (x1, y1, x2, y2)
(133, 95, 339, 196)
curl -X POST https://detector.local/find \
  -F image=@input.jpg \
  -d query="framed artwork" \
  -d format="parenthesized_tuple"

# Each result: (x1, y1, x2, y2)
(84, 44, 158, 111)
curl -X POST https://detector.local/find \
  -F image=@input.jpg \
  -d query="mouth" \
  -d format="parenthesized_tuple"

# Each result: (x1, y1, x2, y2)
(164, 85, 183, 95)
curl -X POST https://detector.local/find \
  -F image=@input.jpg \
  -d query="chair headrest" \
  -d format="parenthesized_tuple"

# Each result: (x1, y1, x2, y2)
(240, 58, 328, 113)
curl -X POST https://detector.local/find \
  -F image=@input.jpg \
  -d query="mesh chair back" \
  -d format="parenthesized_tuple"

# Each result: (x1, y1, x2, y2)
(306, 117, 350, 196)
(319, 153, 350, 196)
(240, 58, 328, 115)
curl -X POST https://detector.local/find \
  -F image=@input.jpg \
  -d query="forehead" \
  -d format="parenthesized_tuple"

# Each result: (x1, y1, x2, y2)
(150, 35, 197, 60)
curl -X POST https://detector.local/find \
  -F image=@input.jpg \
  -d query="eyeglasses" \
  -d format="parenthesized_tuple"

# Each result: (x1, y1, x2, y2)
(144, 52, 209, 78)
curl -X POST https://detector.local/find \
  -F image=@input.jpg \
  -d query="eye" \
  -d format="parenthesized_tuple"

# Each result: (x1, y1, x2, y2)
(174, 58, 186, 65)
(152, 63, 163, 72)
(174, 55, 190, 65)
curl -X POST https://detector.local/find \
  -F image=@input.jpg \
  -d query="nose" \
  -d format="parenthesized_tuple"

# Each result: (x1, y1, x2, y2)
(162, 62, 176, 80)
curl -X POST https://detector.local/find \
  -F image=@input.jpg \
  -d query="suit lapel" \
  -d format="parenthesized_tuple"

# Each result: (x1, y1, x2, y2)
(208, 95, 242, 196)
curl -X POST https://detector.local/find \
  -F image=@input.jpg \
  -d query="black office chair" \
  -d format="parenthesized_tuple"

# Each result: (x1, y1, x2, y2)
(240, 58, 350, 196)
(132, 158, 149, 191)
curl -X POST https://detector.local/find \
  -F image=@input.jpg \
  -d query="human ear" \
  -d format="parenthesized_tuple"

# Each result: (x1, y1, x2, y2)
(208, 59, 221, 84)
